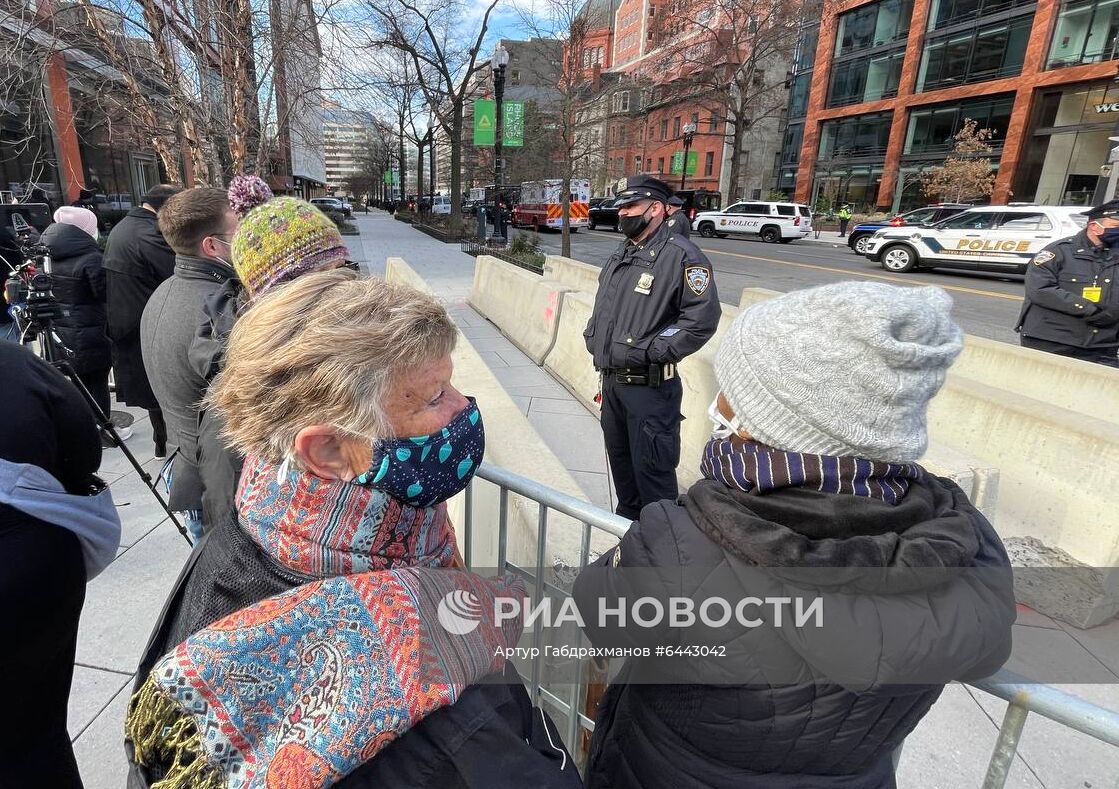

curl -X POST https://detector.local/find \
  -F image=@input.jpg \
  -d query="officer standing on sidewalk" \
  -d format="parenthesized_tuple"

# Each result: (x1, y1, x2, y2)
(665, 195, 691, 239)
(1016, 200, 1119, 367)
(585, 175, 721, 519)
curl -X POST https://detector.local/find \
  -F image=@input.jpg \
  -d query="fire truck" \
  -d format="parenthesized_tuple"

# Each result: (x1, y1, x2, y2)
(511, 179, 591, 231)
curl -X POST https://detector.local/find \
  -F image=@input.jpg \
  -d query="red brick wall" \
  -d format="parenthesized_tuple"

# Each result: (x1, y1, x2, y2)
(794, 0, 1118, 209)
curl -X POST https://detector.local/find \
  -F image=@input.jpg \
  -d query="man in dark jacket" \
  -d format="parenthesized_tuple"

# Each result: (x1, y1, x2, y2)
(103, 184, 180, 457)
(585, 175, 721, 519)
(574, 281, 1016, 789)
(664, 194, 691, 238)
(1016, 200, 1119, 366)
(140, 188, 237, 542)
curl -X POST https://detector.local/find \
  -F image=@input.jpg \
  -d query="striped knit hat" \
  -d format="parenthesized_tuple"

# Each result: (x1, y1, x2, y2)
(232, 196, 348, 298)
(715, 282, 963, 463)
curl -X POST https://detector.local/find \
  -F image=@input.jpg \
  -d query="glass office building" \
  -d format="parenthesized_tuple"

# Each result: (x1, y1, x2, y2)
(776, 0, 1119, 210)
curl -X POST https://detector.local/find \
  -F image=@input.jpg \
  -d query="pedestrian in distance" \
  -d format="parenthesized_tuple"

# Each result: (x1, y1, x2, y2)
(40, 207, 130, 446)
(664, 194, 691, 239)
(126, 270, 581, 789)
(102, 184, 181, 458)
(838, 203, 852, 237)
(0, 341, 121, 789)
(574, 281, 1016, 789)
(1016, 199, 1119, 367)
(140, 185, 243, 544)
(585, 175, 721, 520)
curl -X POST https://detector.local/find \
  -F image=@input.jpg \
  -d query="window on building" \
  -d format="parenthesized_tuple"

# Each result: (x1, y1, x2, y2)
(648, 30, 655, 40)
(709, 114, 718, 132)
(903, 95, 1014, 156)
(789, 73, 812, 117)
(614, 91, 631, 112)
(673, 116, 681, 136)
(1048, 0, 1119, 68)
(691, 112, 700, 125)
(661, 119, 669, 139)
(635, 155, 642, 172)
(827, 52, 905, 107)
(795, 24, 821, 71)
(927, 0, 1033, 30)
(835, 0, 914, 56)
(647, 157, 653, 170)
(704, 151, 715, 175)
(657, 156, 665, 172)
(650, 3, 656, 14)
(780, 122, 805, 165)
(917, 15, 1031, 91)
(817, 112, 894, 159)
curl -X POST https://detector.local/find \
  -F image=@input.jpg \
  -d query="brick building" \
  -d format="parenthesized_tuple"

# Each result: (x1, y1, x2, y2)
(779, 0, 1119, 213)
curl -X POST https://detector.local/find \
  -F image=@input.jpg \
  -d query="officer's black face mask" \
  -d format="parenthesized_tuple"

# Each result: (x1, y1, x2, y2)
(619, 204, 655, 240)
(1094, 221, 1119, 248)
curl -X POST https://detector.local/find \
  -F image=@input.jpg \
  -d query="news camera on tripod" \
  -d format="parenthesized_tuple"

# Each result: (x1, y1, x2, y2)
(3, 238, 187, 541)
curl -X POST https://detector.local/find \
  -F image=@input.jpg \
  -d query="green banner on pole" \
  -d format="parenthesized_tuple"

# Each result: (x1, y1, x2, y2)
(503, 101, 524, 147)
(382, 170, 399, 185)
(670, 150, 698, 175)
(474, 100, 495, 146)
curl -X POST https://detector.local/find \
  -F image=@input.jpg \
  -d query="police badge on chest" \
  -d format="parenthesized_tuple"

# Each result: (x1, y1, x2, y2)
(634, 272, 655, 295)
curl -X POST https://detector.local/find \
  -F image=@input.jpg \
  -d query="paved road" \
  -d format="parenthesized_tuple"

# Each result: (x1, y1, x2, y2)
(517, 227, 1026, 343)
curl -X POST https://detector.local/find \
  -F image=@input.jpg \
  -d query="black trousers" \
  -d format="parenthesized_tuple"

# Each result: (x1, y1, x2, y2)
(1020, 336, 1119, 367)
(838, 218, 850, 236)
(77, 367, 111, 421)
(600, 375, 682, 520)
(0, 513, 86, 789)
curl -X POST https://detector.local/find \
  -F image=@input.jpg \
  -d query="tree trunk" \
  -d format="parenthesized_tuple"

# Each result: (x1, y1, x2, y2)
(450, 103, 464, 222)
(398, 117, 406, 202)
(727, 103, 746, 203)
(417, 140, 424, 199)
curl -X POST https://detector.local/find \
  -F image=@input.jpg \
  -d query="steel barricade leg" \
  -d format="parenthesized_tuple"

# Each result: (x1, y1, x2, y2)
(982, 701, 1030, 789)
(529, 504, 549, 701)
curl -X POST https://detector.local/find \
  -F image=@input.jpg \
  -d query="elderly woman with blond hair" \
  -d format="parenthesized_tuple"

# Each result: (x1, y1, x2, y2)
(126, 269, 580, 789)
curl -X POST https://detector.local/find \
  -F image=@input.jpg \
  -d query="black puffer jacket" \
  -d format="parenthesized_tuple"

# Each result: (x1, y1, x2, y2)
(573, 471, 1015, 789)
(40, 222, 111, 375)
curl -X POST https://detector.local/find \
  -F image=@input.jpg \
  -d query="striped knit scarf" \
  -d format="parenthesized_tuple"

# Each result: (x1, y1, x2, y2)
(237, 454, 456, 577)
(700, 436, 920, 505)
(128, 568, 525, 789)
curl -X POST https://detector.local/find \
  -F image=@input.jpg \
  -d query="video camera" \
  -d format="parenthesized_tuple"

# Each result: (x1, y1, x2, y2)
(5, 241, 65, 341)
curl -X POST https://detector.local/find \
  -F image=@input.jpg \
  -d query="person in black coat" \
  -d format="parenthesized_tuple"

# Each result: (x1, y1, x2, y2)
(40, 208, 115, 426)
(0, 341, 100, 789)
(102, 184, 180, 456)
(574, 282, 1016, 789)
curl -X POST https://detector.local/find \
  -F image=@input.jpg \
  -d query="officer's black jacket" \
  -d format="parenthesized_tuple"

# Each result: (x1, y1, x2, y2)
(665, 210, 691, 238)
(584, 216, 720, 369)
(1017, 229, 1119, 349)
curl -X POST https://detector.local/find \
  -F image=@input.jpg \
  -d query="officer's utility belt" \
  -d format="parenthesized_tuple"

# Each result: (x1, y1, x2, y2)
(604, 364, 676, 387)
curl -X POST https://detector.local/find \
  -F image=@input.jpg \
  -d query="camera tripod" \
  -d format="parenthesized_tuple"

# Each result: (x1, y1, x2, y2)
(11, 269, 189, 545)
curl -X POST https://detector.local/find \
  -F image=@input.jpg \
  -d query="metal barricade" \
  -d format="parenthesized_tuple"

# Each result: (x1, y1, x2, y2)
(461, 462, 1119, 785)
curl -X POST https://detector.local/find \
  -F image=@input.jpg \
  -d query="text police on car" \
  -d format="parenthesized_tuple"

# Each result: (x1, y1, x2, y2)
(1016, 199, 1119, 367)
(584, 175, 721, 519)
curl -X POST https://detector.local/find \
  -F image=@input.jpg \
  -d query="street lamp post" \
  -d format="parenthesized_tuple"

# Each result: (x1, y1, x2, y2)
(680, 122, 697, 191)
(492, 43, 510, 241)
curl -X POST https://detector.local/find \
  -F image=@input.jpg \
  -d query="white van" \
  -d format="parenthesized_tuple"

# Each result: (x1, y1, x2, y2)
(432, 195, 451, 215)
(693, 201, 813, 243)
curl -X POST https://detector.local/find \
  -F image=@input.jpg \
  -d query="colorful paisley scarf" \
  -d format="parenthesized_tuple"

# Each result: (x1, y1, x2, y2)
(237, 454, 456, 577)
(127, 569, 526, 789)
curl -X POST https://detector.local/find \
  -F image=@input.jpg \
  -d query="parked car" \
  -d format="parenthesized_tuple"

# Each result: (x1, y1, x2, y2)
(589, 196, 610, 209)
(693, 200, 813, 243)
(862, 205, 1089, 275)
(311, 197, 351, 217)
(672, 188, 722, 221)
(589, 198, 621, 231)
(846, 204, 971, 255)
(431, 195, 451, 215)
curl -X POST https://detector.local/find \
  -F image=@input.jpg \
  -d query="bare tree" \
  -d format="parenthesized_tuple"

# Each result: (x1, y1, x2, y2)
(922, 119, 997, 204)
(362, 0, 500, 223)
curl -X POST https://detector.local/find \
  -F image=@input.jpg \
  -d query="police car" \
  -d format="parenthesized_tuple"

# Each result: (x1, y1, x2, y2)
(862, 205, 1089, 274)
(692, 201, 813, 243)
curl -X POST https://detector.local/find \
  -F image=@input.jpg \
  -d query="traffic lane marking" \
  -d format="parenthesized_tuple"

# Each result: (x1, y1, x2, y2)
(704, 248, 1023, 302)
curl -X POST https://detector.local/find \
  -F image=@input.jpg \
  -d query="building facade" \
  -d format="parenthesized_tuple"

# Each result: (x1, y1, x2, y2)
(322, 106, 376, 195)
(780, 0, 1119, 212)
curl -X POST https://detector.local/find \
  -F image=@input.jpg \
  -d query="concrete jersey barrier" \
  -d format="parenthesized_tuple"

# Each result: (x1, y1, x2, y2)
(468, 255, 576, 364)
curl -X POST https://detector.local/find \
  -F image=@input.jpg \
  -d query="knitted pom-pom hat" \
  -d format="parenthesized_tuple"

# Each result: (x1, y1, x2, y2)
(232, 196, 348, 298)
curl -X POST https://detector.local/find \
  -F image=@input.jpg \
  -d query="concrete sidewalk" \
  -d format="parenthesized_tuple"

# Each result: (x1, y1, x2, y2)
(70, 211, 1118, 787)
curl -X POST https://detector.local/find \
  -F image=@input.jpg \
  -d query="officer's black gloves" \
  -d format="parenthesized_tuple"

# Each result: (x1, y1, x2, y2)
(1086, 306, 1119, 326)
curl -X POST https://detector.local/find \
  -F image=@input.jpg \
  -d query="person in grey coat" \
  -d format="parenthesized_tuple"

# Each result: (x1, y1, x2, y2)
(140, 188, 237, 542)
(574, 282, 1016, 789)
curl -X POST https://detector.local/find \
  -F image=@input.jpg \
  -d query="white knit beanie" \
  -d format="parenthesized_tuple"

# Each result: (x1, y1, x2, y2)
(714, 282, 963, 462)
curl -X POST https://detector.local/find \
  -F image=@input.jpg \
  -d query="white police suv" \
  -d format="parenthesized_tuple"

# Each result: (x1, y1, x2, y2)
(862, 205, 1088, 275)
(693, 201, 813, 243)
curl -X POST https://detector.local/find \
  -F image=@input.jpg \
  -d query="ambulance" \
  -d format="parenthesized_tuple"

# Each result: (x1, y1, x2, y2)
(862, 205, 1089, 275)
(512, 179, 591, 231)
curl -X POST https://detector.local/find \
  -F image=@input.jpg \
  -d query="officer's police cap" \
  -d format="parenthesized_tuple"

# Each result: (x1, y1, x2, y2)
(1083, 199, 1119, 220)
(613, 175, 674, 208)
(667, 195, 685, 207)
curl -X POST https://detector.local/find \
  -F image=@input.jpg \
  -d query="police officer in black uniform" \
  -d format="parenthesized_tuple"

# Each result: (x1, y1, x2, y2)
(665, 194, 691, 239)
(585, 175, 721, 519)
(1016, 200, 1119, 367)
